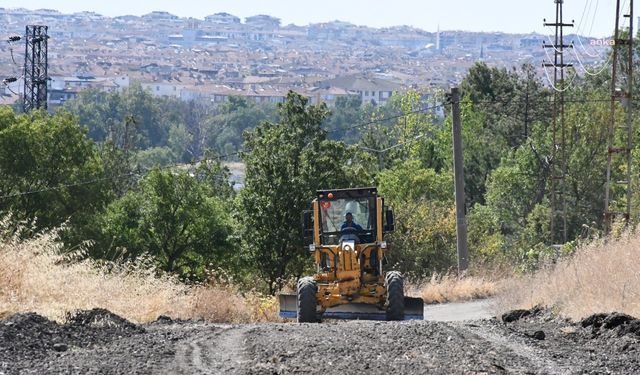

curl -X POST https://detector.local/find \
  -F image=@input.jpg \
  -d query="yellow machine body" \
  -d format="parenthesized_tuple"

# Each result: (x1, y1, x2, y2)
(279, 187, 423, 320)
(311, 197, 387, 309)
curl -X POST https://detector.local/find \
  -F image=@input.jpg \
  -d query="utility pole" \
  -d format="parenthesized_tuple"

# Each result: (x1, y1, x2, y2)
(605, 0, 634, 232)
(23, 25, 48, 113)
(543, 0, 573, 244)
(451, 87, 468, 273)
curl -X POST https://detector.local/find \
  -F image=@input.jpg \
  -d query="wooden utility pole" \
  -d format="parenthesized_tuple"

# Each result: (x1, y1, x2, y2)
(451, 87, 468, 273)
(604, 0, 634, 232)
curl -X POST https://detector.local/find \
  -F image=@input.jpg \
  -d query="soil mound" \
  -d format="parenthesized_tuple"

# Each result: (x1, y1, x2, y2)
(0, 313, 64, 357)
(2, 312, 57, 330)
(66, 308, 141, 331)
(501, 306, 543, 323)
(0, 309, 145, 366)
(581, 312, 640, 337)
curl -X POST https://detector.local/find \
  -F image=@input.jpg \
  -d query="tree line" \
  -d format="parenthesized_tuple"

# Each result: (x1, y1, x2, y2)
(1, 54, 638, 292)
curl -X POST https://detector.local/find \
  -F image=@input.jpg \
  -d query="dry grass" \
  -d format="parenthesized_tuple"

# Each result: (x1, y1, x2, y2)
(409, 273, 500, 304)
(499, 231, 640, 320)
(0, 229, 278, 324)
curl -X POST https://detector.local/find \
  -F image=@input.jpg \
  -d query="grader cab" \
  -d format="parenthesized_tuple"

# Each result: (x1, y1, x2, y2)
(279, 187, 424, 321)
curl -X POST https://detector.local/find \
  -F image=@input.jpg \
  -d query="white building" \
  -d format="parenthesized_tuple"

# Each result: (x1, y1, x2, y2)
(47, 75, 131, 107)
(245, 15, 280, 29)
(140, 82, 183, 98)
(319, 75, 405, 106)
(205, 12, 240, 24)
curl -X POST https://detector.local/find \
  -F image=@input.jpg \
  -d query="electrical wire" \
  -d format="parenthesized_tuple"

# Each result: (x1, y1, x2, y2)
(542, 41, 579, 92)
(0, 104, 445, 201)
(542, 66, 579, 92)
(573, 0, 603, 58)
(544, 33, 564, 54)
(571, 45, 612, 76)
(327, 103, 443, 134)
(0, 149, 242, 201)
(7, 36, 23, 76)
(575, 0, 592, 33)
(573, 0, 606, 58)
(570, 0, 631, 78)
(543, 44, 569, 72)
(586, 0, 600, 36)
(0, 172, 139, 200)
(462, 97, 614, 105)
(0, 93, 623, 200)
(4, 86, 19, 96)
(541, 15, 578, 93)
(9, 47, 18, 66)
(359, 133, 427, 154)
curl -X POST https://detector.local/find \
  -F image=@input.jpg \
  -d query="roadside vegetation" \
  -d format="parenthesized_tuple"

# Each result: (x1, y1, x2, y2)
(499, 228, 640, 320)
(411, 273, 500, 304)
(2, 37, 640, 321)
(0, 225, 278, 323)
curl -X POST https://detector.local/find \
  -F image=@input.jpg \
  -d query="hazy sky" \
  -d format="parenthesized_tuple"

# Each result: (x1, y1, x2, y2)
(1, 0, 635, 37)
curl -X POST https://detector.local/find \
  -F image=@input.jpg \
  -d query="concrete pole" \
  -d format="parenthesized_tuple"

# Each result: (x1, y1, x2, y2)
(451, 87, 469, 273)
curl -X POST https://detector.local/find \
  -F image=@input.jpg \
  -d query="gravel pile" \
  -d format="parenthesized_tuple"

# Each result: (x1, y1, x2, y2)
(1, 307, 639, 374)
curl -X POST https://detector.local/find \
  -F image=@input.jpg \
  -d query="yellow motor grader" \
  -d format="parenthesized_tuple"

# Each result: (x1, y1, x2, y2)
(279, 187, 424, 321)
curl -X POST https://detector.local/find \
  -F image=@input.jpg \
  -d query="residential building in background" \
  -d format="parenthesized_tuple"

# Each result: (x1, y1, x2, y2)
(0, 8, 604, 109)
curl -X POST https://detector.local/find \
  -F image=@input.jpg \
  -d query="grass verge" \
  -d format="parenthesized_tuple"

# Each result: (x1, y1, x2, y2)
(409, 273, 500, 304)
(0, 229, 278, 324)
(498, 231, 640, 320)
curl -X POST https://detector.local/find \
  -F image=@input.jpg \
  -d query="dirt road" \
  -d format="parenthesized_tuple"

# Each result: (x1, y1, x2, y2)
(2, 306, 640, 374)
(423, 298, 495, 321)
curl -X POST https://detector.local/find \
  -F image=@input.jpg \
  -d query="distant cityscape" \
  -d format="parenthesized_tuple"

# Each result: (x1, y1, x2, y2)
(0, 7, 610, 108)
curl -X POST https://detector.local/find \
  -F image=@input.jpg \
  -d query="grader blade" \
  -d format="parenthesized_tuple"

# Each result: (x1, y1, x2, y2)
(278, 294, 298, 319)
(278, 294, 424, 320)
(403, 297, 425, 320)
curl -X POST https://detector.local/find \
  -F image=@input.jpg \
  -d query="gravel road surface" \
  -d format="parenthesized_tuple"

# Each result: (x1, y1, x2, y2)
(2, 306, 640, 374)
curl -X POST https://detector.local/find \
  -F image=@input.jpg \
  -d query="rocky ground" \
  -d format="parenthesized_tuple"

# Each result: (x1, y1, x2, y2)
(1, 307, 640, 374)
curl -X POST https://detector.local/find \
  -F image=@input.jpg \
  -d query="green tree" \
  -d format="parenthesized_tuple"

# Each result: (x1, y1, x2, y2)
(63, 84, 183, 149)
(378, 160, 456, 276)
(239, 91, 350, 293)
(203, 96, 277, 155)
(0, 108, 106, 232)
(324, 95, 363, 142)
(99, 167, 235, 277)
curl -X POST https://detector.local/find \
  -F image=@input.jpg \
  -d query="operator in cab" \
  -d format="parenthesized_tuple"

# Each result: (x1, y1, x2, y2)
(341, 212, 363, 232)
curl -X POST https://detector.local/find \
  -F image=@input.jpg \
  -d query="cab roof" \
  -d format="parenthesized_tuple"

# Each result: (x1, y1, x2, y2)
(317, 187, 378, 200)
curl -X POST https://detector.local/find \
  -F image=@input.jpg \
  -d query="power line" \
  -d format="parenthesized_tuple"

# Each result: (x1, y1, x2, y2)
(542, 66, 579, 92)
(0, 102, 444, 200)
(570, 45, 612, 77)
(573, 0, 607, 58)
(0, 91, 623, 201)
(464, 97, 614, 105)
(2, 35, 23, 100)
(0, 172, 139, 200)
(327, 103, 444, 134)
(0, 150, 241, 201)
(359, 133, 427, 154)
(575, 0, 592, 32)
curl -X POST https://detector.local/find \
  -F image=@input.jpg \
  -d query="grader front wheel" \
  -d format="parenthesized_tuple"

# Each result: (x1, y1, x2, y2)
(297, 277, 318, 323)
(385, 271, 405, 321)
